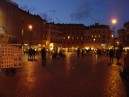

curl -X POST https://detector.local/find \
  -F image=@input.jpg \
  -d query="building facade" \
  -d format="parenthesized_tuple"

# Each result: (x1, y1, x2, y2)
(0, 0, 114, 52)
(84, 23, 112, 50)
(0, 0, 19, 43)
(46, 23, 63, 52)
(0, 0, 47, 46)
(57, 24, 86, 51)
(118, 21, 129, 47)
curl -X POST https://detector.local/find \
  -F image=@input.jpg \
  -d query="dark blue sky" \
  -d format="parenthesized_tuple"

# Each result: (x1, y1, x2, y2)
(12, 0, 129, 37)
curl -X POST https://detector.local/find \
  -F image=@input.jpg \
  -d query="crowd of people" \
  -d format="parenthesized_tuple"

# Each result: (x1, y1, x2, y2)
(28, 48, 37, 61)
(26, 47, 129, 78)
(27, 47, 47, 66)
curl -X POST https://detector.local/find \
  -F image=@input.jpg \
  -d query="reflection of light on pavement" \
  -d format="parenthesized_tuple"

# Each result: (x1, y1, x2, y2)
(92, 53, 98, 64)
(17, 54, 39, 93)
(25, 61, 36, 90)
(66, 52, 71, 64)
(27, 67, 35, 81)
(105, 66, 126, 97)
(65, 52, 74, 77)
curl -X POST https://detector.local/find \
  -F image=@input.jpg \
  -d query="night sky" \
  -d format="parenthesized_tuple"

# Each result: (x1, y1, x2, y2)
(12, 0, 129, 37)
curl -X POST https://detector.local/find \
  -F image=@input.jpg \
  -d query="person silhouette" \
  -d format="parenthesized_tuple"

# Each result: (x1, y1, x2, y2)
(41, 47, 46, 65)
(116, 49, 122, 64)
(109, 49, 114, 63)
(77, 48, 80, 57)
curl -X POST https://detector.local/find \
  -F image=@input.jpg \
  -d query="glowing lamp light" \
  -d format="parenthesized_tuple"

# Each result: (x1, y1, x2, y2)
(68, 36, 70, 39)
(112, 18, 117, 25)
(28, 25, 33, 30)
(117, 41, 119, 45)
(111, 34, 114, 38)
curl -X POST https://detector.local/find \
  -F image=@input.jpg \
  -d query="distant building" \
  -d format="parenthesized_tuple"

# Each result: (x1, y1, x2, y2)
(46, 23, 63, 52)
(0, 0, 19, 43)
(118, 29, 124, 45)
(84, 23, 112, 50)
(0, 0, 47, 46)
(57, 24, 86, 51)
(55, 23, 112, 51)
(0, 0, 113, 52)
(118, 21, 129, 47)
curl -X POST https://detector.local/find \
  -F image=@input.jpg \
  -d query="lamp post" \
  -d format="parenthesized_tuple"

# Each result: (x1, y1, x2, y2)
(111, 18, 117, 49)
(68, 36, 70, 52)
(28, 24, 33, 46)
(111, 34, 114, 47)
(112, 18, 117, 34)
(93, 38, 96, 51)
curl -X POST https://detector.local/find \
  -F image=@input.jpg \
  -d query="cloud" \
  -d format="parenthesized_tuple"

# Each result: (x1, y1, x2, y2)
(19, 5, 58, 23)
(39, 13, 54, 22)
(39, 12, 61, 23)
(39, 10, 62, 23)
(19, 4, 55, 22)
(71, 1, 91, 21)
(48, 10, 56, 14)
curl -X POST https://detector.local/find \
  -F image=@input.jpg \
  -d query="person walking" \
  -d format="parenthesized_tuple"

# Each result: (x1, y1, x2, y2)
(109, 49, 114, 64)
(32, 48, 36, 61)
(41, 47, 46, 65)
(116, 49, 122, 64)
(81, 49, 84, 57)
(28, 48, 33, 61)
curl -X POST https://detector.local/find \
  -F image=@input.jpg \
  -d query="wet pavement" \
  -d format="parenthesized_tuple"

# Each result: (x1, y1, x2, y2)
(0, 52, 128, 97)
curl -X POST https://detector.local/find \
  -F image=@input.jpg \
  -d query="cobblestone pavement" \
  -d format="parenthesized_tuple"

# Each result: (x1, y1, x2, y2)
(0, 52, 128, 97)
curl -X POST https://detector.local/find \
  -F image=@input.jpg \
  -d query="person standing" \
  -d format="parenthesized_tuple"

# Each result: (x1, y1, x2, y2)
(28, 48, 33, 61)
(32, 48, 36, 61)
(81, 49, 84, 57)
(109, 49, 114, 63)
(41, 47, 46, 65)
(116, 49, 122, 64)
(77, 48, 80, 57)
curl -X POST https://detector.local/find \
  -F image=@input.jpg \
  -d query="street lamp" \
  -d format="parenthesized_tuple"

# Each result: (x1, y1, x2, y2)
(93, 38, 96, 42)
(111, 34, 114, 48)
(111, 18, 117, 48)
(29, 25, 33, 30)
(68, 36, 70, 52)
(111, 18, 117, 34)
(117, 41, 119, 46)
(28, 24, 33, 46)
(93, 38, 96, 51)
(112, 18, 117, 25)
